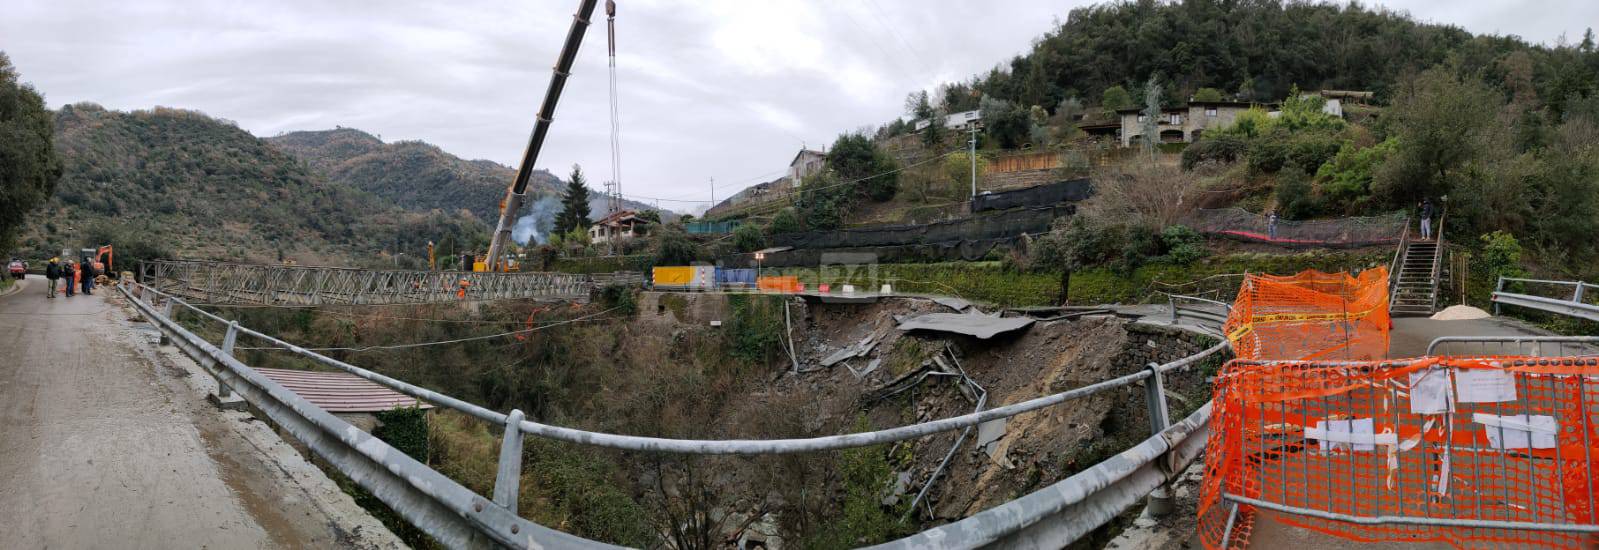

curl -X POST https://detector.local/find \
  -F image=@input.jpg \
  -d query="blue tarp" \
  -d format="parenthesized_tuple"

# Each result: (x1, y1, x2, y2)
(715, 268, 756, 287)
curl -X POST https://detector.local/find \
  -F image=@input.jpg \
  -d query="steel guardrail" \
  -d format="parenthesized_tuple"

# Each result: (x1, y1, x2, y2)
(1167, 292, 1232, 329)
(1427, 335, 1599, 356)
(1492, 276, 1599, 322)
(121, 280, 1229, 548)
(119, 283, 615, 550)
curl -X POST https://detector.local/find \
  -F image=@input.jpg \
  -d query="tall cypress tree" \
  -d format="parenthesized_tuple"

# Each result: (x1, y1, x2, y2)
(553, 164, 592, 235)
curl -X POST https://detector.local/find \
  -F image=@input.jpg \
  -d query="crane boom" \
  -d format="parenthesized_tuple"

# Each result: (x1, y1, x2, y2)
(485, 0, 600, 270)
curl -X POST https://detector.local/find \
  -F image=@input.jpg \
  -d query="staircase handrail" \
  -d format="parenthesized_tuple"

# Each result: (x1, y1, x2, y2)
(1387, 215, 1411, 298)
(1429, 202, 1448, 311)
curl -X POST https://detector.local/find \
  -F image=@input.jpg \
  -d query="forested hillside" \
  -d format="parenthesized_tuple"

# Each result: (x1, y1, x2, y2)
(934, 0, 1596, 115)
(268, 129, 664, 224)
(20, 103, 484, 267)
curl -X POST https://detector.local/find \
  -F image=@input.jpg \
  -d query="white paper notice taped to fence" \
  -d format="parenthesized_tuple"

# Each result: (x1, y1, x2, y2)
(1474, 413, 1557, 450)
(1455, 369, 1517, 403)
(1307, 418, 1394, 452)
(1408, 368, 1452, 414)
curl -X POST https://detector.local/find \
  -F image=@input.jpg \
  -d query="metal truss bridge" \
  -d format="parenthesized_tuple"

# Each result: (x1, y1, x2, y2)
(139, 259, 620, 306)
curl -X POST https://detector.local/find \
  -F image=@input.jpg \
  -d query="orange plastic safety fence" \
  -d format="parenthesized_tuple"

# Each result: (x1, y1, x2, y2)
(1223, 268, 1392, 361)
(1198, 356, 1599, 549)
(756, 275, 802, 293)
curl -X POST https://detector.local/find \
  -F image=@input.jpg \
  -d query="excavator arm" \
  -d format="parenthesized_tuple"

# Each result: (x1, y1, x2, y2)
(484, 0, 601, 270)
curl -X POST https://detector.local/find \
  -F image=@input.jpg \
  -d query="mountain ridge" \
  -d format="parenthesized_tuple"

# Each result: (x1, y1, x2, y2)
(266, 128, 669, 225)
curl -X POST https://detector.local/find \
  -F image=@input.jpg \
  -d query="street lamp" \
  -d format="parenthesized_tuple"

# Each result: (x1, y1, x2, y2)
(754, 251, 766, 291)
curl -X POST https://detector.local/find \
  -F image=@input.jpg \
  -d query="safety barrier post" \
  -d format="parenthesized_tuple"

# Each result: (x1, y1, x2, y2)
(492, 409, 527, 515)
(1576, 283, 1586, 304)
(217, 321, 240, 400)
(1494, 276, 1506, 315)
(1143, 362, 1174, 516)
(159, 298, 174, 345)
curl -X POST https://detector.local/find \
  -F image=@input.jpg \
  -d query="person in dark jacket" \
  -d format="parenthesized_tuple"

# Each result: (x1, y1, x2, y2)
(44, 257, 60, 298)
(62, 261, 76, 297)
(80, 257, 95, 295)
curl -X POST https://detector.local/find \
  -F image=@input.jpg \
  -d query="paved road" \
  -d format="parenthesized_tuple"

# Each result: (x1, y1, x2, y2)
(0, 278, 402, 549)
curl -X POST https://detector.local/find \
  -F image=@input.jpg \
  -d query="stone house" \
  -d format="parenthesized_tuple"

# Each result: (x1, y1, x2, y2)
(788, 149, 826, 186)
(1116, 100, 1259, 147)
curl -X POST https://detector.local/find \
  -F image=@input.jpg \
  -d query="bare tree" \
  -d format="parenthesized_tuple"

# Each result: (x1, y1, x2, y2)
(1087, 162, 1202, 227)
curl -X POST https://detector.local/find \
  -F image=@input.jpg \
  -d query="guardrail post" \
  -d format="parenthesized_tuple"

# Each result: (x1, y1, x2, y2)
(1493, 276, 1505, 315)
(218, 321, 240, 400)
(1576, 284, 1586, 304)
(1144, 362, 1174, 516)
(1169, 294, 1178, 323)
(492, 409, 526, 515)
(158, 298, 175, 345)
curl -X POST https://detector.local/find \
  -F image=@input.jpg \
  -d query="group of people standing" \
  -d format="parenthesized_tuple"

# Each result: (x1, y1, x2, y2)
(43, 257, 97, 298)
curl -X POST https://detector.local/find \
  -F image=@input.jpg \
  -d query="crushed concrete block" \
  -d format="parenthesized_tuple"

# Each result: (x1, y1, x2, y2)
(882, 471, 913, 506)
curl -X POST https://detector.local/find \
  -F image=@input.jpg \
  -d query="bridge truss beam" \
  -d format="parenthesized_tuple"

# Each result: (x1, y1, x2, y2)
(140, 260, 609, 306)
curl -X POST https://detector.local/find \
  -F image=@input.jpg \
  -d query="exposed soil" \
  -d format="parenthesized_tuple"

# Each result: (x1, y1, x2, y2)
(631, 291, 1216, 538)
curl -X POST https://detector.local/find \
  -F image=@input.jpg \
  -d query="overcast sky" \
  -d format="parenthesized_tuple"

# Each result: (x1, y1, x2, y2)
(4, 1, 1596, 213)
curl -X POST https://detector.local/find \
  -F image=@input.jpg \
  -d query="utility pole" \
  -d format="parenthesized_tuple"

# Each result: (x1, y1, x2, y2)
(710, 177, 716, 205)
(969, 124, 979, 199)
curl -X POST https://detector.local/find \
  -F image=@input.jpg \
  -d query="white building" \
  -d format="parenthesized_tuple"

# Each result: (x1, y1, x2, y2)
(588, 210, 645, 244)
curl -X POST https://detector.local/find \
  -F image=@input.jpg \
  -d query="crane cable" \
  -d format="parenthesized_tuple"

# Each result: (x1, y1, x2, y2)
(606, 0, 622, 215)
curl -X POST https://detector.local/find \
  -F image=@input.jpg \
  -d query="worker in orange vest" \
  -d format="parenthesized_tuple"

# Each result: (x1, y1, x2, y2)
(457, 278, 471, 299)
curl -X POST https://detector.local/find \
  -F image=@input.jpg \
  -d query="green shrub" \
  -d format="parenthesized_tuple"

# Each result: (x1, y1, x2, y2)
(651, 227, 700, 266)
(1181, 133, 1247, 170)
(1275, 165, 1320, 219)
(373, 407, 430, 462)
(725, 295, 785, 365)
(768, 207, 804, 235)
(525, 439, 654, 546)
(1246, 130, 1291, 173)
(1316, 138, 1397, 214)
(732, 223, 766, 253)
(1286, 131, 1341, 174)
(801, 417, 907, 549)
(597, 284, 637, 316)
(1159, 225, 1207, 265)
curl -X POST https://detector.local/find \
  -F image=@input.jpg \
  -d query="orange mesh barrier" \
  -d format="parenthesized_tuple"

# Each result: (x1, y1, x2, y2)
(1199, 356, 1599, 549)
(1223, 268, 1392, 361)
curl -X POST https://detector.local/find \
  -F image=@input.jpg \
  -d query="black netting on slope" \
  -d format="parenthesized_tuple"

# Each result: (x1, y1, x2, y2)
(1187, 208, 1406, 248)
(769, 206, 1065, 250)
(971, 178, 1095, 212)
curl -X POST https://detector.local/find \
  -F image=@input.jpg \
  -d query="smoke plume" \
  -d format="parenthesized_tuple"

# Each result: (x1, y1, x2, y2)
(511, 197, 561, 244)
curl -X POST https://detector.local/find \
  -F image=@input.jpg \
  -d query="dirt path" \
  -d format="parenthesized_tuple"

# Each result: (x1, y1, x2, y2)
(0, 278, 403, 549)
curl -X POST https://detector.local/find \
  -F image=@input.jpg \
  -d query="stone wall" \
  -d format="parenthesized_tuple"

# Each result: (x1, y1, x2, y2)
(1114, 322, 1221, 372)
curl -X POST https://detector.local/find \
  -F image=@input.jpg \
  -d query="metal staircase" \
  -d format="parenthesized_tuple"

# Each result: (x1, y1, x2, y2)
(1389, 205, 1446, 317)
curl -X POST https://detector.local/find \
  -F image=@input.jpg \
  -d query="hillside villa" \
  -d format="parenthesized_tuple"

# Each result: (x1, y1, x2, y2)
(1081, 90, 1361, 147)
(588, 210, 645, 244)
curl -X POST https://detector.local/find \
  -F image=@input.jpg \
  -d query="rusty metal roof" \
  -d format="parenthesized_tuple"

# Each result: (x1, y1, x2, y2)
(256, 367, 433, 413)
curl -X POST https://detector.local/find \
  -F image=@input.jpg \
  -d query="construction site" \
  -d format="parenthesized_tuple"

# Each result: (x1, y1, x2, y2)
(5, 0, 1599, 549)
